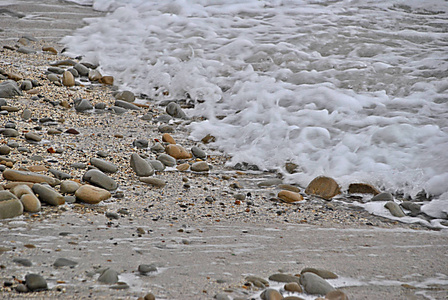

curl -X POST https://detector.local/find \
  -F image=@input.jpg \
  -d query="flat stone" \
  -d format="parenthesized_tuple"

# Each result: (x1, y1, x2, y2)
(191, 161, 209, 172)
(305, 176, 341, 200)
(24, 132, 42, 142)
(300, 272, 335, 295)
(278, 190, 303, 203)
(278, 184, 301, 193)
(138, 264, 157, 274)
(49, 168, 72, 180)
(115, 90, 135, 102)
(74, 63, 89, 76)
(158, 124, 174, 133)
(151, 142, 165, 153)
(13, 258, 32, 267)
(0, 80, 23, 98)
(0, 199, 23, 219)
(139, 177, 166, 188)
(176, 163, 190, 171)
(20, 80, 33, 91)
(149, 159, 165, 171)
(348, 183, 380, 195)
(0, 145, 11, 155)
(82, 169, 118, 191)
(75, 185, 111, 204)
(2, 169, 59, 186)
(21, 108, 32, 120)
(1, 128, 19, 137)
(90, 158, 118, 174)
(130, 153, 154, 177)
(47, 73, 60, 82)
(25, 274, 47, 291)
(32, 184, 65, 206)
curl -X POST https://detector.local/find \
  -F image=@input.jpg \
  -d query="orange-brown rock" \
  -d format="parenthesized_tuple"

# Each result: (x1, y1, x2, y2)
(42, 46, 57, 54)
(176, 163, 190, 171)
(165, 144, 192, 159)
(348, 183, 379, 195)
(278, 190, 303, 203)
(162, 133, 176, 144)
(305, 176, 340, 200)
(27, 165, 48, 172)
(99, 75, 114, 85)
(62, 70, 75, 87)
(325, 290, 348, 300)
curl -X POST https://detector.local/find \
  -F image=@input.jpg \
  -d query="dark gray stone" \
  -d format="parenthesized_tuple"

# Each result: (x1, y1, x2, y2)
(138, 264, 157, 275)
(74, 63, 89, 76)
(157, 153, 176, 167)
(130, 153, 154, 176)
(166, 102, 187, 119)
(32, 184, 65, 206)
(25, 274, 47, 291)
(13, 258, 32, 267)
(75, 99, 93, 112)
(149, 159, 165, 171)
(191, 146, 206, 159)
(133, 139, 148, 149)
(114, 100, 140, 110)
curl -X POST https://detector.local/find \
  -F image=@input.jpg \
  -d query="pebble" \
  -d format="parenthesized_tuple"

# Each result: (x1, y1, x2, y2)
(110, 106, 127, 114)
(75, 185, 111, 204)
(139, 177, 166, 188)
(82, 169, 118, 191)
(300, 272, 335, 295)
(157, 153, 176, 167)
(49, 168, 72, 180)
(260, 288, 283, 300)
(21, 108, 32, 120)
(0, 190, 17, 201)
(371, 192, 393, 202)
(25, 273, 48, 291)
(48, 67, 65, 74)
(1, 128, 20, 137)
(115, 100, 141, 110)
(258, 178, 283, 187)
(99, 75, 114, 85)
(98, 268, 119, 284)
(115, 90, 135, 102)
(68, 68, 79, 77)
(60, 180, 81, 194)
(149, 159, 165, 171)
(90, 157, 118, 174)
(0, 145, 11, 155)
(47, 73, 60, 82)
(13, 258, 32, 267)
(191, 161, 209, 172)
(384, 201, 406, 217)
(53, 258, 78, 267)
(305, 176, 341, 200)
(2, 169, 59, 186)
(400, 201, 421, 216)
(176, 163, 190, 171)
(64, 195, 76, 203)
(158, 124, 174, 133)
(130, 153, 155, 176)
(162, 133, 176, 144)
(138, 264, 158, 274)
(301, 268, 338, 279)
(278, 190, 303, 203)
(62, 70, 75, 87)
(20, 80, 33, 91)
(32, 183, 65, 206)
(165, 144, 192, 159)
(268, 273, 301, 284)
(284, 282, 303, 293)
(15, 284, 28, 293)
(20, 193, 41, 212)
(348, 183, 380, 195)
(42, 46, 57, 54)
(191, 146, 207, 159)
(71, 162, 87, 169)
(166, 102, 188, 119)
(74, 63, 89, 76)
(88, 69, 102, 81)
(17, 47, 36, 54)
(325, 290, 348, 300)
(143, 293, 156, 300)
(133, 139, 149, 149)
(75, 99, 93, 112)
(278, 184, 301, 193)
(151, 142, 165, 153)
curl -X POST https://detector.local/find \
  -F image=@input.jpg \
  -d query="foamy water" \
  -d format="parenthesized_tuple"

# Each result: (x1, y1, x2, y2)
(62, 1, 448, 213)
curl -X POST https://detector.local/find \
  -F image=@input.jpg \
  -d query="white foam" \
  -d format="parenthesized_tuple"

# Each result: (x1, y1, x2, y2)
(62, 0, 448, 218)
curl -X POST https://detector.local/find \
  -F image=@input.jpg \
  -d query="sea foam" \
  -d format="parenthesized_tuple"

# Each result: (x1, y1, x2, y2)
(62, 1, 448, 206)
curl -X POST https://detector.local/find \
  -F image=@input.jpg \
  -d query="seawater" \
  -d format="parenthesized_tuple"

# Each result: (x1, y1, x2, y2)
(63, 0, 448, 218)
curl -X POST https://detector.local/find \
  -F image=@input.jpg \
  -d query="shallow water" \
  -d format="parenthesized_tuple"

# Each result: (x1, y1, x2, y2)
(61, 1, 448, 207)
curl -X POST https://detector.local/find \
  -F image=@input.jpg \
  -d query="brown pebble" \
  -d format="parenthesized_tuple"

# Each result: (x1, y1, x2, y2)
(65, 128, 79, 135)
(176, 163, 190, 171)
(99, 75, 114, 85)
(348, 183, 380, 195)
(278, 190, 303, 203)
(162, 133, 176, 144)
(62, 70, 75, 87)
(305, 176, 340, 200)
(165, 144, 192, 160)
(42, 46, 57, 54)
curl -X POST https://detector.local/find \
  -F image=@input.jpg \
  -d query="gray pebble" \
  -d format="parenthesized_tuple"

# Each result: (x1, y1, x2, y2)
(75, 99, 93, 112)
(13, 258, 32, 267)
(151, 142, 165, 153)
(166, 102, 188, 119)
(0, 81, 22, 98)
(300, 272, 335, 295)
(98, 268, 119, 284)
(133, 139, 148, 149)
(115, 90, 135, 102)
(115, 100, 140, 110)
(1, 128, 19, 137)
(20, 80, 33, 91)
(71, 162, 87, 169)
(47, 67, 65, 74)
(15, 284, 28, 293)
(149, 159, 165, 171)
(138, 264, 157, 274)
(74, 63, 89, 76)
(191, 146, 206, 159)
(385, 201, 406, 217)
(49, 168, 73, 180)
(95, 102, 107, 110)
(90, 157, 118, 174)
(83, 169, 118, 191)
(21, 108, 32, 120)
(25, 273, 48, 291)
(258, 178, 283, 187)
(0, 145, 11, 155)
(110, 106, 127, 114)
(158, 124, 174, 133)
(371, 192, 394, 202)
(106, 212, 119, 219)
(191, 161, 209, 172)
(157, 153, 176, 167)
(130, 153, 154, 176)
(64, 196, 76, 203)
(53, 258, 78, 267)
(47, 73, 60, 82)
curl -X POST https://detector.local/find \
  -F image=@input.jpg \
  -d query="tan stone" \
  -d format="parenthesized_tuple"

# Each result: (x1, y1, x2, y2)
(27, 165, 48, 172)
(62, 70, 75, 87)
(75, 185, 111, 204)
(278, 184, 301, 193)
(278, 190, 303, 203)
(99, 75, 114, 85)
(325, 290, 348, 300)
(139, 177, 166, 188)
(301, 267, 338, 279)
(162, 133, 176, 144)
(2, 182, 34, 189)
(20, 194, 41, 212)
(42, 46, 57, 54)
(348, 183, 380, 195)
(284, 282, 303, 293)
(165, 144, 192, 159)
(176, 163, 190, 171)
(11, 184, 33, 198)
(0, 199, 23, 219)
(305, 176, 340, 200)
(2, 169, 59, 186)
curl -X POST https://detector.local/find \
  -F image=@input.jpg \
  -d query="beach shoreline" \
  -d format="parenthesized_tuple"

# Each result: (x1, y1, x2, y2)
(1, 1, 447, 299)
